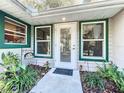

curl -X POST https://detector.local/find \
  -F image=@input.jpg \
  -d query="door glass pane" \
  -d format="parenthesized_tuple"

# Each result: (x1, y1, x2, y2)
(60, 28, 71, 62)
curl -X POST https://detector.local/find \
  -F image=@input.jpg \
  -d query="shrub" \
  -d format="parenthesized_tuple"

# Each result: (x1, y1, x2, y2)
(97, 63, 124, 92)
(0, 52, 38, 93)
(83, 72, 105, 90)
(1, 52, 20, 66)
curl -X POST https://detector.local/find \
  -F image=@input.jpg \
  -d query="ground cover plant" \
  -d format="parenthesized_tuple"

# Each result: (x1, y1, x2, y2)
(80, 63, 124, 93)
(0, 52, 50, 93)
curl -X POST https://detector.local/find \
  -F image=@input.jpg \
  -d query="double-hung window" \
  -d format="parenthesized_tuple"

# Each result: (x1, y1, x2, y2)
(35, 25, 52, 58)
(80, 20, 108, 61)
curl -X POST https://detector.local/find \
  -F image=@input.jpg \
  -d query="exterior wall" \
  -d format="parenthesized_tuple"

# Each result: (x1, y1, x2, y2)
(0, 25, 52, 68)
(32, 20, 112, 71)
(0, 25, 50, 67)
(111, 10, 124, 70)
(0, 10, 124, 71)
(78, 10, 124, 71)
(31, 15, 124, 71)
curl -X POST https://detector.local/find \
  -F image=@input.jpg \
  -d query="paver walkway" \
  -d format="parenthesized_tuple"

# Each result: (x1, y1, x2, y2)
(29, 68, 83, 93)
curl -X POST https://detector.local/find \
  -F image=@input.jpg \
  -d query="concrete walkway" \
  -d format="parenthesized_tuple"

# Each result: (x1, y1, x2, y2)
(29, 68, 83, 93)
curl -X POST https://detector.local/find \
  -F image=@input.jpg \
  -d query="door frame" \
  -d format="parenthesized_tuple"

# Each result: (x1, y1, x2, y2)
(54, 22, 77, 69)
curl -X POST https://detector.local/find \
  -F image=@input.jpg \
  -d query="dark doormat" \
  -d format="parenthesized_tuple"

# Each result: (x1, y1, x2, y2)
(53, 68, 73, 76)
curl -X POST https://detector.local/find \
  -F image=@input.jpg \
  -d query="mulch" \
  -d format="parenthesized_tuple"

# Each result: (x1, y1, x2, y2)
(80, 71, 120, 93)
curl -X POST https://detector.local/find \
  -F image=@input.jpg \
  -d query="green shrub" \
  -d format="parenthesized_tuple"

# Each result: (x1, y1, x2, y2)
(97, 63, 124, 92)
(83, 72, 105, 90)
(1, 52, 20, 66)
(0, 52, 38, 93)
(1, 66, 38, 93)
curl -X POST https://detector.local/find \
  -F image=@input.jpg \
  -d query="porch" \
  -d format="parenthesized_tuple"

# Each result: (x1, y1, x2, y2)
(0, 0, 124, 70)
(30, 68, 82, 93)
(0, 0, 124, 93)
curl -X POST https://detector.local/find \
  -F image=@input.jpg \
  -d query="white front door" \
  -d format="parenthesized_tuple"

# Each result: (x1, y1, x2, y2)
(55, 22, 77, 69)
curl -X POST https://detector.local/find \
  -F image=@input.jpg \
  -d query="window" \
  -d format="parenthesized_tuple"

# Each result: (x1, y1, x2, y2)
(4, 17, 27, 44)
(0, 11, 31, 48)
(35, 25, 52, 58)
(80, 20, 108, 61)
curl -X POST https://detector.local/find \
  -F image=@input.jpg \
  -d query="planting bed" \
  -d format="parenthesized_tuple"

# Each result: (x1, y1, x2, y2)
(80, 71, 120, 93)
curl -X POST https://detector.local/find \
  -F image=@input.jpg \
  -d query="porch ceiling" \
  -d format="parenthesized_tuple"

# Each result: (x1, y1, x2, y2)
(0, 0, 124, 25)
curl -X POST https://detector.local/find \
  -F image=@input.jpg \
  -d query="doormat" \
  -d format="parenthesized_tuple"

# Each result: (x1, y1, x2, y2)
(53, 68, 73, 76)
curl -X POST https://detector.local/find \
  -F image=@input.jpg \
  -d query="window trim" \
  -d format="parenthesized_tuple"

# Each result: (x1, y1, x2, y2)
(34, 25, 53, 58)
(4, 16, 27, 45)
(79, 19, 109, 62)
(0, 10, 31, 48)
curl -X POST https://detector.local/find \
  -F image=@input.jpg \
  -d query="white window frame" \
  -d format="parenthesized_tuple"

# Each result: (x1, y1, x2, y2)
(35, 26, 52, 57)
(81, 21, 106, 60)
(4, 16, 27, 45)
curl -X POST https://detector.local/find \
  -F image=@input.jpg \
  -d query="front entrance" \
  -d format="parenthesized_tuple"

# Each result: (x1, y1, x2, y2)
(54, 22, 77, 69)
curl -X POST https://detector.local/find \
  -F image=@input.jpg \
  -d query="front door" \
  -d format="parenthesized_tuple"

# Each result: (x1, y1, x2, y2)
(55, 22, 77, 69)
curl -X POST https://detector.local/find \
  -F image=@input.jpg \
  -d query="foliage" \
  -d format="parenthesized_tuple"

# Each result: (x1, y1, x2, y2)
(0, 52, 38, 93)
(97, 63, 124, 92)
(83, 72, 105, 90)
(23, 0, 74, 11)
(1, 52, 20, 66)
(44, 61, 50, 72)
(28, 64, 50, 79)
